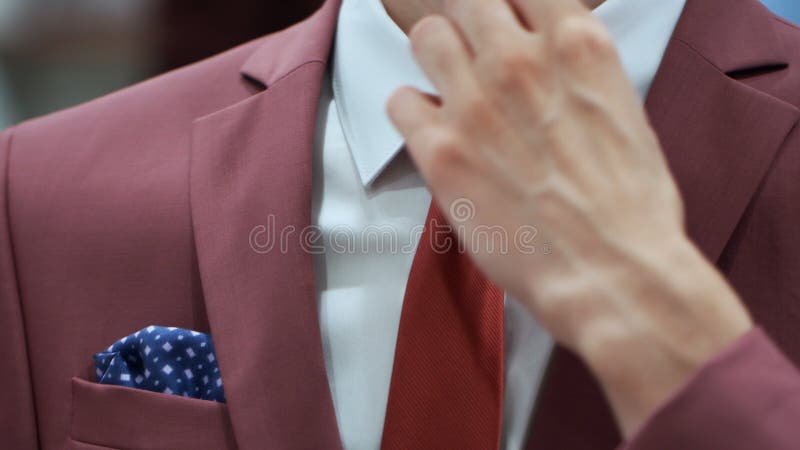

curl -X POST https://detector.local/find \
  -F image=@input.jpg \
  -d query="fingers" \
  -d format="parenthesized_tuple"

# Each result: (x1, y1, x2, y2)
(442, 0, 589, 39)
(437, 0, 623, 108)
(408, 16, 480, 103)
(443, 0, 527, 53)
(386, 86, 441, 138)
(508, 0, 589, 33)
(387, 86, 474, 191)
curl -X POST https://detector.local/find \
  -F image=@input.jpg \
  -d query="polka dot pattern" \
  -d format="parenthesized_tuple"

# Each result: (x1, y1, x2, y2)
(93, 325, 226, 402)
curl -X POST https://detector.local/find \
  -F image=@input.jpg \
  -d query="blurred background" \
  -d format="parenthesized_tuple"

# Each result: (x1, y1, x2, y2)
(0, 0, 798, 129)
(0, 0, 321, 128)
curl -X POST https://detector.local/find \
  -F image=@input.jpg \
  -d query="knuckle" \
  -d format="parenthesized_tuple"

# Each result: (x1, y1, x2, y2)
(478, 37, 548, 95)
(491, 48, 539, 87)
(553, 16, 615, 64)
(488, 62, 526, 92)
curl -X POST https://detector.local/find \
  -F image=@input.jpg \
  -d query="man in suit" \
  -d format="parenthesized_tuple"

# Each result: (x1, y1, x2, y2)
(2, 0, 800, 449)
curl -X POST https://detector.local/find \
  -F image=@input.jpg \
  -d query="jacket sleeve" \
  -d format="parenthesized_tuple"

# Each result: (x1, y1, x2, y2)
(623, 327, 800, 450)
(0, 127, 39, 448)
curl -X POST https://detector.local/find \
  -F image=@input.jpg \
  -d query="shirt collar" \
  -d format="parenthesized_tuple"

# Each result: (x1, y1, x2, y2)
(594, 0, 687, 97)
(333, 0, 687, 187)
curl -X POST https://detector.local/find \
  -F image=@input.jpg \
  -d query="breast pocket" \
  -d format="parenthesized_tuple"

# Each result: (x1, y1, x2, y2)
(70, 377, 236, 450)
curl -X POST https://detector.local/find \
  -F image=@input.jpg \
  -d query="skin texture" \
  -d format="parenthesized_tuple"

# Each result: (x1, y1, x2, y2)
(383, 0, 754, 437)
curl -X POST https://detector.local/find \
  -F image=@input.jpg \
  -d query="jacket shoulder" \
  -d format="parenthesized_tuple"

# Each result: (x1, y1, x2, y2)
(8, 35, 267, 151)
(2, 34, 277, 237)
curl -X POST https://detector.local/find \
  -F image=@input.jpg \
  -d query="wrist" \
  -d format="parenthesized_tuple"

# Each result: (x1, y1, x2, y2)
(569, 233, 753, 436)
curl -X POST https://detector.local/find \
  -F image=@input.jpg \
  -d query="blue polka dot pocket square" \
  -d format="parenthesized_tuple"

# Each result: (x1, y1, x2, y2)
(93, 325, 226, 402)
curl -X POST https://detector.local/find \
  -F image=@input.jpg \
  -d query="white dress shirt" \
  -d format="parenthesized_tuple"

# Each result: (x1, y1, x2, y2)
(311, 0, 687, 449)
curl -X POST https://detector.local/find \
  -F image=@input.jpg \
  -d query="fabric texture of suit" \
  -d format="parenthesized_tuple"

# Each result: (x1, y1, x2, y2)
(2, 0, 800, 448)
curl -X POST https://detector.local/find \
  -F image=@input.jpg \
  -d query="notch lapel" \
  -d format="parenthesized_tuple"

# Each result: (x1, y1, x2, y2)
(645, 0, 799, 262)
(189, 1, 343, 448)
(526, 0, 799, 448)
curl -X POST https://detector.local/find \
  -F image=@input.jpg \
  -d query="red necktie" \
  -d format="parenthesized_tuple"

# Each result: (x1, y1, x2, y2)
(381, 202, 505, 449)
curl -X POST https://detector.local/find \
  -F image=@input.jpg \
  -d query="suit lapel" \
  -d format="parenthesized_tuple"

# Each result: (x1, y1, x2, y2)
(526, 0, 799, 448)
(646, 0, 799, 262)
(190, 1, 343, 448)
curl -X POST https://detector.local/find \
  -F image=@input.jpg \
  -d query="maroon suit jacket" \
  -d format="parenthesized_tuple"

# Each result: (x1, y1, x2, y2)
(2, 0, 800, 448)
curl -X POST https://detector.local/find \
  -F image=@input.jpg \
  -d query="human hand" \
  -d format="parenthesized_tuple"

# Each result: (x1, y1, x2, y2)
(387, 0, 752, 435)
